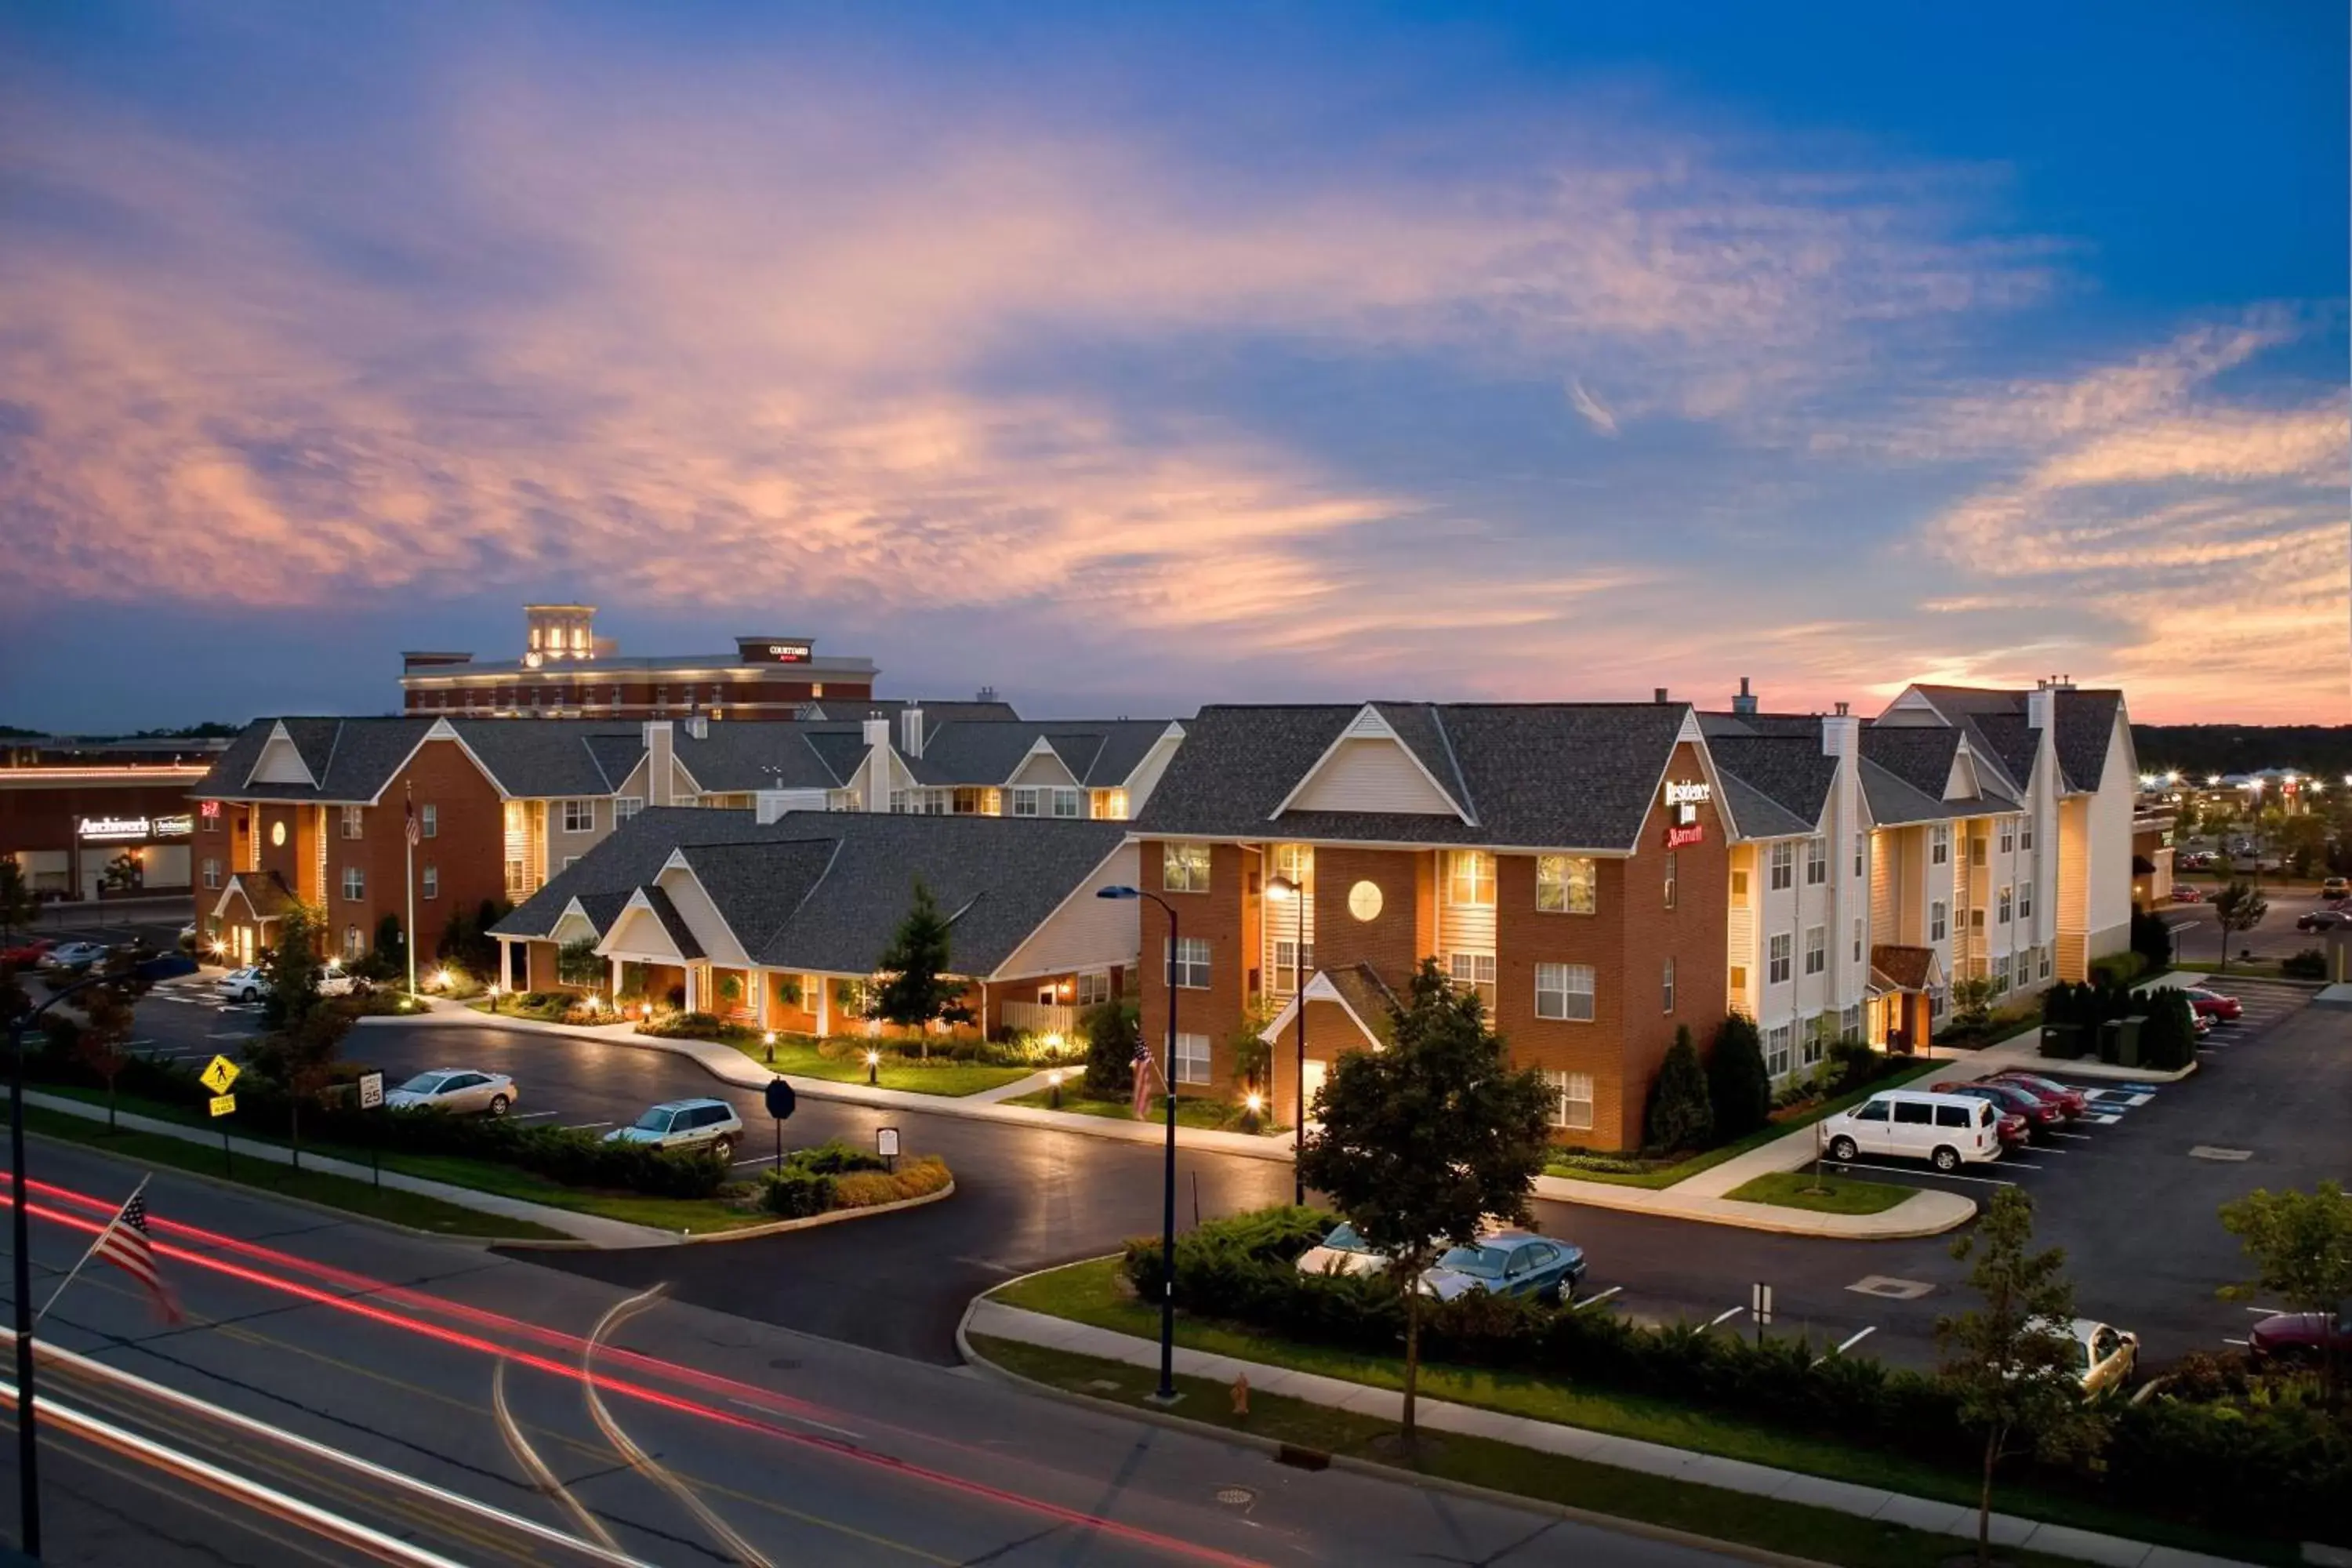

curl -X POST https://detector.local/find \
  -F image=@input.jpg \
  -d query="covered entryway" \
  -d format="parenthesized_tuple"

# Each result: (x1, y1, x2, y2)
(1259, 963, 1399, 1127)
(1869, 945, 1944, 1053)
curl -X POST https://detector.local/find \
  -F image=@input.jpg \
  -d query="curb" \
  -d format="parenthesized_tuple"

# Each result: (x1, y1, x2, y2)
(675, 1178, 955, 1244)
(951, 1287, 1832, 1568)
(1531, 1178, 1978, 1239)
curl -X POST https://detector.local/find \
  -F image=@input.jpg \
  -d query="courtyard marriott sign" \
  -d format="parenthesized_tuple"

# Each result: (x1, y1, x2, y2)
(78, 814, 193, 843)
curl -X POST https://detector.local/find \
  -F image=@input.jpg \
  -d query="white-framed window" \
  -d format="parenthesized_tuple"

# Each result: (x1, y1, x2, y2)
(1169, 937, 1210, 989)
(1543, 1069, 1594, 1131)
(201, 809, 219, 833)
(1661, 956, 1675, 1013)
(1534, 962, 1595, 1022)
(889, 789, 911, 815)
(1011, 787, 1040, 817)
(1970, 834, 1987, 867)
(1163, 841, 1210, 893)
(1853, 832, 1864, 877)
(1994, 955, 2013, 994)
(340, 804, 364, 840)
(200, 857, 220, 890)
(1535, 855, 1596, 914)
(1931, 825, 1950, 866)
(614, 797, 643, 822)
(1801, 1015, 1828, 1066)
(1662, 851, 1677, 910)
(1767, 932, 1792, 985)
(341, 866, 365, 901)
(1076, 971, 1112, 1008)
(1768, 841, 1794, 891)
(2020, 816, 2034, 851)
(1272, 938, 1316, 995)
(2019, 880, 2034, 920)
(2038, 947, 2053, 980)
(1051, 787, 1082, 819)
(561, 855, 579, 871)
(1805, 837, 1828, 886)
(421, 802, 437, 839)
(563, 799, 595, 833)
(1448, 952, 1497, 1008)
(1765, 1024, 1793, 1077)
(343, 924, 364, 960)
(1804, 925, 1826, 975)
(422, 864, 439, 899)
(1173, 1033, 1212, 1085)
(1444, 850, 1495, 907)
(1930, 985, 1949, 1018)
(1091, 788, 1129, 820)
(1841, 1004, 1860, 1040)
(1930, 900, 1947, 942)
(1998, 886, 2013, 924)
(1998, 822, 2015, 855)
(1853, 917, 1864, 962)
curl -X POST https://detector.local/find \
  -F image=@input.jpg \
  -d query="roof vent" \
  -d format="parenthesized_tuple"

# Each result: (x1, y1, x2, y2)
(1732, 677, 1758, 717)
(1653, 688, 1670, 704)
(975, 685, 1000, 704)
(684, 715, 708, 740)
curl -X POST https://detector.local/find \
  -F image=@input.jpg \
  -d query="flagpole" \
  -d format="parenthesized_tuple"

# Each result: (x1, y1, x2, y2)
(405, 781, 418, 999)
(34, 1176, 145, 1327)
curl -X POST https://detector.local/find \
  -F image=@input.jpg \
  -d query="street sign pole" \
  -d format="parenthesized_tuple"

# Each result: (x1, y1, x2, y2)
(763, 1078, 797, 1177)
(358, 1072, 384, 1189)
(1751, 1282, 1773, 1346)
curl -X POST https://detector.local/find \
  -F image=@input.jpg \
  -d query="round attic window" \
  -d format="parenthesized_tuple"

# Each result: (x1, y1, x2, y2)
(1348, 880, 1384, 922)
(269, 820, 286, 848)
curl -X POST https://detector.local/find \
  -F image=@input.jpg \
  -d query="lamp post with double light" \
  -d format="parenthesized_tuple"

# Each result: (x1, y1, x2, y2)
(1266, 873, 1307, 1206)
(1095, 883, 1179, 1403)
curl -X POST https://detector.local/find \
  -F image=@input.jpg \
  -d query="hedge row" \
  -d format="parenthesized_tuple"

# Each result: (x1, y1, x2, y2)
(1123, 1209, 2349, 1541)
(755, 1140, 949, 1216)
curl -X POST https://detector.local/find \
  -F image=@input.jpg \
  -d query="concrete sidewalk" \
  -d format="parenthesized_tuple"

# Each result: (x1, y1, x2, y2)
(25, 1088, 679, 1248)
(961, 1298, 2260, 1568)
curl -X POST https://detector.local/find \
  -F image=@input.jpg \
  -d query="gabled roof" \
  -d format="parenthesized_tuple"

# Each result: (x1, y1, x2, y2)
(1706, 732, 1836, 840)
(1961, 713, 2040, 795)
(1859, 757, 1963, 826)
(1870, 944, 1942, 993)
(802, 698, 1021, 728)
(630, 885, 706, 961)
(196, 717, 439, 803)
(1136, 703, 1692, 852)
(904, 720, 1181, 789)
(671, 723, 863, 793)
(1256, 962, 1399, 1049)
(212, 869, 296, 922)
(2053, 690, 2124, 792)
(1858, 725, 1962, 802)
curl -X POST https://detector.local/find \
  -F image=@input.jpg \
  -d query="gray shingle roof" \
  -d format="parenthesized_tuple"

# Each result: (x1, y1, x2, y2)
(1961, 713, 2039, 794)
(904, 720, 1180, 789)
(2054, 690, 2124, 792)
(193, 718, 438, 803)
(1715, 769, 1816, 840)
(496, 808, 779, 938)
(1134, 703, 1690, 851)
(1858, 758, 1962, 826)
(1706, 733, 1836, 838)
(633, 885, 706, 961)
(1859, 725, 1962, 800)
(672, 724, 862, 793)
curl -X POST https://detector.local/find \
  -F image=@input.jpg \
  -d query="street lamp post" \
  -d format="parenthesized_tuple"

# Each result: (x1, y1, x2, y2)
(1096, 884, 1180, 1403)
(5, 951, 194, 1557)
(1267, 873, 1306, 1206)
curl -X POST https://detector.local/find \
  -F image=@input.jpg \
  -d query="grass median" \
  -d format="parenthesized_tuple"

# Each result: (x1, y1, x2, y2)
(986, 1258, 2281, 1563)
(720, 1036, 1034, 1097)
(1722, 1171, 1915, 1215)
(1000, 1086, 1285, 1134)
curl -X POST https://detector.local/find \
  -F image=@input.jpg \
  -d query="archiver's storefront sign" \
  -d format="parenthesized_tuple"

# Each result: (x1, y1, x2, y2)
(78, 814, 192, 842)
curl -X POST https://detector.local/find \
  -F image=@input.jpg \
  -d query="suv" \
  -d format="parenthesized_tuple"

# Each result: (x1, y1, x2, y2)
(1821, 1088, 2003, 1171)
(2321, 876, 2350, 901)
(603, 1098, 742, 1153)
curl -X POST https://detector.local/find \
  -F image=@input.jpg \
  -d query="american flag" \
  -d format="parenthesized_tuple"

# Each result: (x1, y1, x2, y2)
(94, 1189, 179, 1322)
(405, 780, 421, 847)
(1131, 1031, 1160, 1120)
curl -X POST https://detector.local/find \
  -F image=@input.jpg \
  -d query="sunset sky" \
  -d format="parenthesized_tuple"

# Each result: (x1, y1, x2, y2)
(2, 2, 2343, 731)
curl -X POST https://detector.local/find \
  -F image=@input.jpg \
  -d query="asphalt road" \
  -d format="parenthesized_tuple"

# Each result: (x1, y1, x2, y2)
(1, 1138, 1747, 1567)
(122, 976, 2340, 1377)
(2163, 879, 2345, 964)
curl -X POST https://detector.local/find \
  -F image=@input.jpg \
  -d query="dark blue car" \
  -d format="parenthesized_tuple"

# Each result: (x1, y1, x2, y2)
(1420, 1230, 1587, 1303)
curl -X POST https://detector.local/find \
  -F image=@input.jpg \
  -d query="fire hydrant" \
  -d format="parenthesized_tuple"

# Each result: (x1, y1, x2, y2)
(1231, 1371, 1250, 1420)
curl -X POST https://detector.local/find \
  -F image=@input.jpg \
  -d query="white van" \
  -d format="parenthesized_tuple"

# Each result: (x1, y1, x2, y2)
(1821, 1089, 2002, 1171)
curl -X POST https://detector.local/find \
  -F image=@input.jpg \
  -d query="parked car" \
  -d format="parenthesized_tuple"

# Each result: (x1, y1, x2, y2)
(2246, 1310, 2352, 1367)
(318, 971, 371, 996)
(1989, 1072, 2088, 1120)
(1295, 1221, 1390, 1279)
(384, 1069, 516, 1116)
(2057, 1318, 2139, 1398)
(216, 967, 271, 1003)
(2296, 909, 2352, 934)
(2321, 876, 2350, 900)
(2182, 987, 2241, 1022)
(2169, 884, 2204, 903)
(1936, 1080, 2064, 1137)
(40, 942, 108, 973)
(2189, 1010, 2214, 1037)
(1419, 1230, 1587, 1304)
(1820, 1088, 2005, 1171)
(603, 1098, 742, 1153)
(1, 938, 54, 967)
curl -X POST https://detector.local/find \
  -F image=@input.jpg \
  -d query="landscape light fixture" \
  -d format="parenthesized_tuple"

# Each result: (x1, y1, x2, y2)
(865, 1047, 880, 1086)
(763, 1030, 776, 1064)
(1094, 883, 1181, 1402)
(1047, 1066, 1065, 1109)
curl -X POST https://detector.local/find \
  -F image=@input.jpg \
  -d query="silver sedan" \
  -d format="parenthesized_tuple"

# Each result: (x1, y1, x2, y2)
(383, 1069, 517, 1116)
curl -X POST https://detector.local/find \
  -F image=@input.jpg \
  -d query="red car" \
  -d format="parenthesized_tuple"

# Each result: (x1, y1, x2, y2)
(1935, 1081, 2060, 1140)
(0, 938, 53, 968)
(1991, 1072, 2087, 1120)
(2247, 1311, 2351, 1367)
(2183, 987, 2241, 1022)
(2170, 885, 2204, 903)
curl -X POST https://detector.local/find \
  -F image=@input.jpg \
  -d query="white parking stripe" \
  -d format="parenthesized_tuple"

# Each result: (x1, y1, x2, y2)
(1573, 1285, 1623, 1312)
(1706, 1305, 1744, 1328)
(562, 1120, 612, 1132)
(1829, 1159, 2019, 1186)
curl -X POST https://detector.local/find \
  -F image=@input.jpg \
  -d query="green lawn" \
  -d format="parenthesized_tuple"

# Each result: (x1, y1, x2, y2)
(1544, 1058, 1947, 1189)
(25, 1107, 568, 1240)
(721, 1036, 1033, 1097)
(1722, 1171, 1916, 1215)
(974, 1336, 2122, 1568)
(985, 1258, 2281, 1562)
(1001, 1086, 1285, 1134)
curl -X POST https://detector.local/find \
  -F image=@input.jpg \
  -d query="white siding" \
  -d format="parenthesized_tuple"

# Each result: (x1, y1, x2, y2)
(1010, 749, 1080, 789)
(1287, 738, 1458, 815)
(992, 844, 1141, 981)
(250, 729, 315, 786)
(599, 901, 689, 963)
(1121, 728, 1185, 816)
(755, 789, 832, 823)
(653, 865, 753, 967)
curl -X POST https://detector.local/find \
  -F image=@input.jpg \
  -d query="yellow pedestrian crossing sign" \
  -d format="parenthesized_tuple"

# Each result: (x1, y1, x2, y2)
(200, 1054, 241, 1095)
(209, 1094, 236, 1118)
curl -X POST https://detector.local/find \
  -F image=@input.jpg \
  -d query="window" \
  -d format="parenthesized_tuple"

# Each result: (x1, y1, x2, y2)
(2038, 947, 2053, 980)
(1011, 787, 1040, 817)
(340, 804, 364, 840)
(1661, 956, 1675, 1013)
(343, 925, 364, 960)
(1801, 1015, 1828, 1066)
(1841, 1004, 1860, 1040)
(1767, 932, 1792, 985)
(1076, 971, 1112, 1008)
(2019, 880, 2034, 920)
(1765, 1025, 1792, 1076)
(1730, 964, 1748, 993)
(1994, 955, 2013, 993)
(1998, 886, 2013, 924)
(1534, 962, 1595, 1022)
(1449, 952, 1497, 1008)
(1930, 985, 1949, 1018)
(1853, 917, 1864, 963)
(1804, 925, 1826, 975)
(1893, 1100, 1932, 1126)
(201, 809, 219, 833)
(1768, 842, 1794, 891)
(952, 787, 986, 815)
(889, 790, 911, 815)
(1662, 851, 1677, 910)
(1444, 850, 1496, 907)
(1272, 938, 1316, 995)
(1542, 1070, 1594, 1131)
(1853, 832, 1864, 877)
(561, 855, 579, 871)
(1805, 837, 1828, 886)
(1169, 937, 1211, 989)
(1051, 787, 1082, 818)
(2020, 816, 2034, 851)
(615, 797, 643, 822)
(1971, 906, 1986, 931)
(1730, 868, 1749, 903)
(1998, 822, 2015, 854)
(422, 864, 439, 900)
(1852, 1099, 1889, 1123)
(201, 857, 220, 890)
(1535, 855, 1596, 914)
(1163, 842, 1210, 893)
(341, 866, 365, 901)
(1172, 1033, 1212, 1086)
(1930, 900, 1947, 942)
(1935, 1104, 1971, 1129)
(1931, 826, 1950, 866)
(1970, 834, 1987, 867)
(563, 799, 595, 833)
(1092, 788, 1130, 819)
(421, 802, 437, 839)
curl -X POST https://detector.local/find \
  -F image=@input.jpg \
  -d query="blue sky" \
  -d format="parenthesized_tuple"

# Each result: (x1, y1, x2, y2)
(2, 1, 2343, 730)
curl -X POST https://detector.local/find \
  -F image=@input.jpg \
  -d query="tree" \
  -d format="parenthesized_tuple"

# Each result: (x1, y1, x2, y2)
(2210, 880, 2268, 973)
(1642, 1025, 1713, 1154)
(2128, 903, 2172, 974)
(867, 880, 974, 1056)
(71, 954, 154, 1131)
(1706, 1014, 1772, 1141)
(1296, 960, 1552, 1442)
(278, 1002, 352, 1171)
(1081, 999, 1140, 1100)
(0, 858, 35, 946)
(1936, 1188, 2109, 1566)
(260, 902, 327, 1030)
(2220, 1181, 2352, 1401)
(1228, 994, 1276, 1099)
(1950, 976, 1998, 1031)
(557, 937, 604, 991)
(2137, 988, 2198, 1072)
